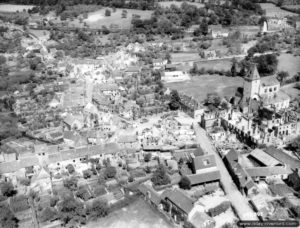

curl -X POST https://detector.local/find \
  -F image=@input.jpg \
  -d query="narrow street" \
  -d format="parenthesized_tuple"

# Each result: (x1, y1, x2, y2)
(193, 123, 258, 221)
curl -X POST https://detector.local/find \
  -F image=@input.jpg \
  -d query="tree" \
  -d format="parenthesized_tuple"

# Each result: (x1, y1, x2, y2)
(0, 55, 6, 65)
(179, 176, 191, 190)
(0, 205, 18, 228)
(231, 58, 238, 77)
(253, 54, 278, 76)
(82, 169, 92, 179)
(63, 176, 78, 191)
(199, 19, 209, 36)
(105, 9, 111, 17)
(87, 199, 109, 220)
(277, 71, 289, 84)
(66, 164, 75, 174)
(0, 182, 16, 197)
(144, 153, 152, 163)
(151, 165, 171, 186)
(288, 136, 300, 159)
(104, 166, 117, 179)
(169, 90, 181, 110)
(59, 195, 86, 226)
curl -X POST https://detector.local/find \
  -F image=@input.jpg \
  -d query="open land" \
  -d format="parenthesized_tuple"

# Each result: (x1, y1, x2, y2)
(278, 53, 300, 77)
(0, 4, 35, 12)
(158, 1, 205, 8)
(70, 8, 153, 29)
(281, 83, 300, 100)
(84, 199, 172, 228)
(165, 75, 244, 101)
(259, 3, 298, 17)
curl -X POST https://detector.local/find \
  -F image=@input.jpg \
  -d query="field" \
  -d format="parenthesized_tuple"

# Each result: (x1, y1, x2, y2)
(158, 1, 204, 8)
(195, 58, 240, 72)
(260, 3, 298, 16)
(0, 4, 35, 12)
(281, 83, 300, 100)
(165, 75, 244, 102)
(278, 53, 300, 77)
(69, 8, 153, 29)
(171, 53, 201, 63)
(84, 199, 172, 228)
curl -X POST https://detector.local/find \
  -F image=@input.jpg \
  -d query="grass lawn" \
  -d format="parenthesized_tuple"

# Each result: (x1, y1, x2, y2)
(69, 8, 152, 29)
(0, 4, 35, 12)
(158, 1, 205, 8)
(259, 3, 298, 17)
(165, 75, 243, 102)
(278, 53, 300, 77)
(84, 199, 172, 228)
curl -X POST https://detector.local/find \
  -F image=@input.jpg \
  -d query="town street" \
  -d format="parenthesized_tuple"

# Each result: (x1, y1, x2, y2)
(193, 123, 258, 221)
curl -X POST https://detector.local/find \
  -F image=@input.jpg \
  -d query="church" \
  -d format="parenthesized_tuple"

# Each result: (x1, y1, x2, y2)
(220, 64, 299, 146)
(241, 64, 290, 114)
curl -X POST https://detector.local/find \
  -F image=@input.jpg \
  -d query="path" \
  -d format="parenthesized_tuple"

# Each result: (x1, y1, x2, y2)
(193, 123, 258, 221)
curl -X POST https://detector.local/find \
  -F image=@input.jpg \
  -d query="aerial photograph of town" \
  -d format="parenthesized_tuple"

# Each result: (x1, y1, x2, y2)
(0, 0, 300, 228)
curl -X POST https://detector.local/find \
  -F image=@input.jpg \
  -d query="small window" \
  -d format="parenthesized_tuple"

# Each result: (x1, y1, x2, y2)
(274, 87, 277, 91)
(57, 163, 60, 165)
(264, 89, 267, 93)
(73, 160, 76, 162)
(42, 153, 45, 156)
(269, 88, 272, 92)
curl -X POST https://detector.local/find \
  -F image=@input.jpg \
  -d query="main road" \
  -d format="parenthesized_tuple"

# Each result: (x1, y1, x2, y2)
(193, 122, 258, 221)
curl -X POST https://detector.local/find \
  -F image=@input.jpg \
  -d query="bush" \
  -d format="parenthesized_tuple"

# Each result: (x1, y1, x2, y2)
(104, 166, 117, 179)
(151, 165, 171, 186)
(63, 176, 78, 191)
(19, 178, 31, 186)
(94, 185, 106, 196)
(179, 176, 191, 190)
(83, 169, 92, 179)
(208, 201, 231, 217)
(66, 164, 75, 174)
(105, 9, 111, 17)
(128, 176, 134, 182)
(50, 196, 59, 207)
(0, 182, 16, 197)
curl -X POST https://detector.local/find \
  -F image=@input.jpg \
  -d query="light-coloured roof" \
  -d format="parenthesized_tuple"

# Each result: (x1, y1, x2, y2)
(245, 167, 292, 177)
(260, 76, 279, 87)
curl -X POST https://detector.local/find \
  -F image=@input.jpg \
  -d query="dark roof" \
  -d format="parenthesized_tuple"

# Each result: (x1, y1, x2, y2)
(193, 154, 217, 171)
(245, 167, 292, 177)
(161, 189, 194, 215)
(245, 64, 260, 81)
(248, 148, 282, 167)
(187, 170, 220, 186)
(265, 146, 300, 169)
(224, 149, 238, 162)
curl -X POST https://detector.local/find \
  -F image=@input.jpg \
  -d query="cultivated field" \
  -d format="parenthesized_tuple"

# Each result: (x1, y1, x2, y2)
(0, 4, 35, 12)
(85, 199, 172, 228)
(260, 3, 298, 17)
(70, 8, 153, 29)
(165, 75, 244, 102)
(158, 1, 205, 8)
(195, 58, 239, 71)
(278, 53, 300, 77)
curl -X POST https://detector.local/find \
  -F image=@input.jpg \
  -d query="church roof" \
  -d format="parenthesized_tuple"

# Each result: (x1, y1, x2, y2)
(245, 64, 260, 81)
(260, 76, 279, 87)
